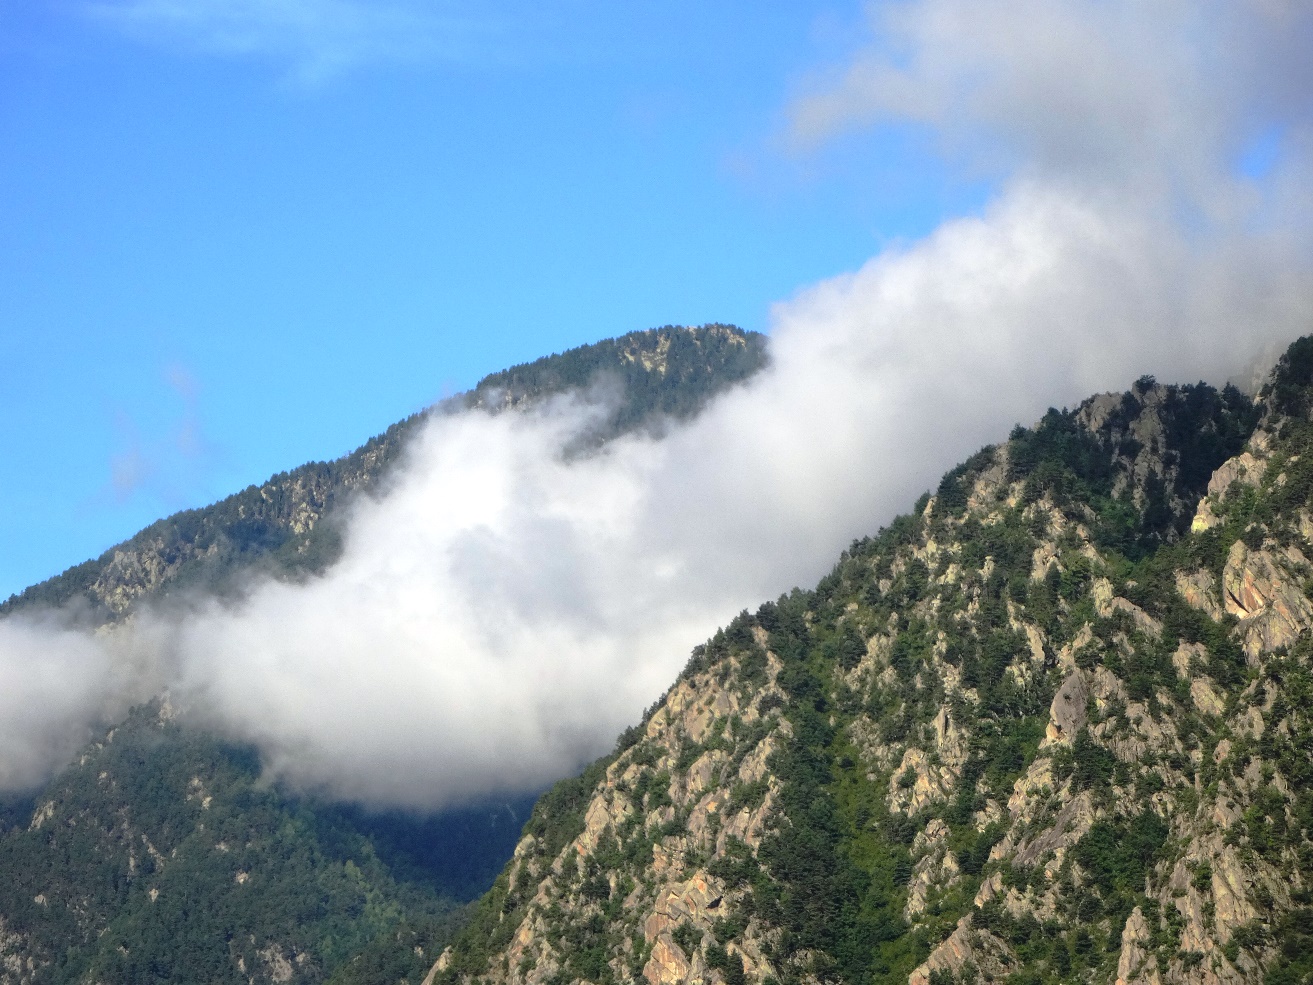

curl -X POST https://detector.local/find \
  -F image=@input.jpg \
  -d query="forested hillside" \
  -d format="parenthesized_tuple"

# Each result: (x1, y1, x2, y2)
(2, 324, 765, 623)
(0, 703, 532, 985)
(430, 340, 1313, 985)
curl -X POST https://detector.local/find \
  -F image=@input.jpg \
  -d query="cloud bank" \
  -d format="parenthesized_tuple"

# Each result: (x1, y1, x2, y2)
(6, 0, 1312, 807)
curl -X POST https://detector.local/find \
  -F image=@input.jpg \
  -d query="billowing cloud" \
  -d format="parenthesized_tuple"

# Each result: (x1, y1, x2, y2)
(4, 0, 1312, 806)
(789, 0, 1313, 209)
(151, 177, 1307, 808)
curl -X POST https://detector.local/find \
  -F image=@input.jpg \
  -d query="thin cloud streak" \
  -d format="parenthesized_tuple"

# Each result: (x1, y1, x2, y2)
(85, 0, 517, 81)
(100, 363, 221, 510)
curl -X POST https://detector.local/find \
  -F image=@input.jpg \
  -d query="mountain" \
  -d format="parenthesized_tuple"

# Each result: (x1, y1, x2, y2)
(0, 701, 524, 985)
(0, 324, 768, 985)
(428, 341, 1313, 985)
(2, 324, 766, 623)
(8, 328, 1313, 985)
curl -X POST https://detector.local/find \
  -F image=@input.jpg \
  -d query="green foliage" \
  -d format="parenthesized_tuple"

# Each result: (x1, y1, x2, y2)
(931, 447, 998, 521)
(1010, 409, 1118, 505)
(326, 920, 455, 985)
(436, 752, 623, 985)
(0, 704, 475, 985)
(1004, 381, 1256, 558)
(1266, 909, 1313, 985)
(752, 642, 927, 985)
(522, 758, 616, 862)
(706, 941, 746, 985)
(822, 625, 867, 671)
(672, 923, 702, 958)
(1265, 336, 1313, 419)
(1069, 811, 1168, 923)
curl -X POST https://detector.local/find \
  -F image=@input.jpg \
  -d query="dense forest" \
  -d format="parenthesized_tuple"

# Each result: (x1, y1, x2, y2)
(0, 702, 536, 984)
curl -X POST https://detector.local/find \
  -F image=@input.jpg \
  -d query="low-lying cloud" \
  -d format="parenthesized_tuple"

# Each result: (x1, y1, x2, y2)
(5, 0, 1312, 807)
(0, 612, 162, 790)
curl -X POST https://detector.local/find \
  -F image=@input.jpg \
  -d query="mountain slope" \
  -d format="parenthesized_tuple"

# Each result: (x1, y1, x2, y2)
(2, 324, 766, 624)
(431, 344, 1313, 985)
(0, 324, 768, 985)
(0, 703, 492, 985)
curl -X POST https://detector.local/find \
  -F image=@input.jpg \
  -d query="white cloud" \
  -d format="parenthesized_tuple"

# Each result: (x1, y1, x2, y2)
(128, 180, 1310, 808)
(4, 0, 1312, 806)
(789, 0, 1313, 209)
(0, 612, 161, 790)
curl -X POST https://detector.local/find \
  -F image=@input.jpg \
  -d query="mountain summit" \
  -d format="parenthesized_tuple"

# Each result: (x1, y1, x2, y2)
(0, 325, 769, 985)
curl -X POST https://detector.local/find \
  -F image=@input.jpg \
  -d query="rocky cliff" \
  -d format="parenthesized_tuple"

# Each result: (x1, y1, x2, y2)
(431, 342, 1313, 985)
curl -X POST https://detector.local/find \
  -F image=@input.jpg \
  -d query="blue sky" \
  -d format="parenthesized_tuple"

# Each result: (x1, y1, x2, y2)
(0, 0, 986, 599)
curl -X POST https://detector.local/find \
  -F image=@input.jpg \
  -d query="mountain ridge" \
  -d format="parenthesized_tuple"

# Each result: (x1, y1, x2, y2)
(4, 331, 1312, 985)
(2, 324, 766, 624)
(423, 340, 1313, 985)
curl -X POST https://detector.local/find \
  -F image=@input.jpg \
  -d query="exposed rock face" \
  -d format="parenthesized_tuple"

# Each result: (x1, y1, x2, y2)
(1045, 670, 1090, 745)
(0, 917, 40, 985)
(642, 873, 726, 985)
(435, 637, 788, 985)
(1115, 907, 1161, 985)
(1177, 570, 1224, 621)
(909, 916, 1016, 985)
(1222, 540, 1313, 658)
(1192, 450, 1267, 533)
(906, 820, 956, 918)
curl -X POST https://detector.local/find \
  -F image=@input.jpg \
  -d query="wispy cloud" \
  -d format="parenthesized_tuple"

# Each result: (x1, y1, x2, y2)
(85, 0, 515, 81)
(101, 362, 220, 509)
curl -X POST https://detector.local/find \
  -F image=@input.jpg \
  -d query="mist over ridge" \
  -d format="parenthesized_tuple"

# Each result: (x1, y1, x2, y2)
(2, 0, 1312, 810)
